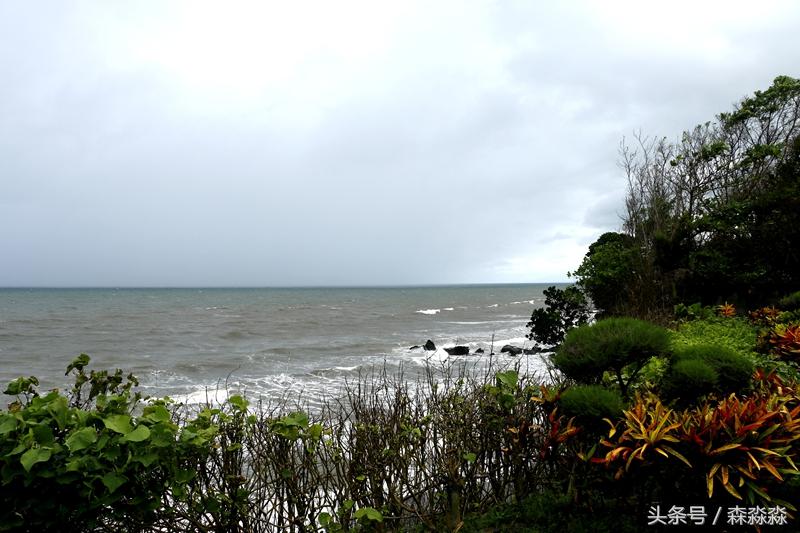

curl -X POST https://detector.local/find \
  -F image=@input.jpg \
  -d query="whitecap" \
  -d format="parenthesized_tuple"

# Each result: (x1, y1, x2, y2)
(416, 309, 440, 315)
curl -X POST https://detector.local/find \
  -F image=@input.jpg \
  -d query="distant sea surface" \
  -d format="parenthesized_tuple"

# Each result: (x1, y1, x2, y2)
(0, 285, 562, 405)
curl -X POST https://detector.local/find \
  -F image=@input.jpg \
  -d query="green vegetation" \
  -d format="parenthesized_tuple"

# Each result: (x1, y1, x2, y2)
(672, 343, 753, 393)
(558, 385, 624, 423)
(671, 315, 758, 359)
(553, 318, 670, 396)
(661, 358, 718, 404)
(572, 75, 800, 316)
(525, 285, 590, 346)
(0, 355, 215, 532)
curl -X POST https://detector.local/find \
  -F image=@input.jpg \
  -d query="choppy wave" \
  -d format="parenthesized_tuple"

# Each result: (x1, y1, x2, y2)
(0, 284, 561, 406)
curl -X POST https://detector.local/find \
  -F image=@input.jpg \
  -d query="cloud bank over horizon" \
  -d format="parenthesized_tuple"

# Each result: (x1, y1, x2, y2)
(1, 1, 798, 286)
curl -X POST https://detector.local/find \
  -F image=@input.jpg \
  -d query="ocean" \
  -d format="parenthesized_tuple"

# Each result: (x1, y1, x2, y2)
(0, 284, 563, 405)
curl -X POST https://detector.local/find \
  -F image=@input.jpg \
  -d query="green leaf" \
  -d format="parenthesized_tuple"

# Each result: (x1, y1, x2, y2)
(143, 405, 171, 423)
(174, 469, 196, 483)
(283, 411, 309, 427)
(496, 370, 518, 389)
(463, 452, 477, 463)
(121, 425, 151, 442)
(354, 507, 383, 522)
(132, 453, 159, 467)
(20, 447, 51, 472)
(101, 472, 127, 493)
(66, 354, 91, 375)
(4, 376, 39, 396)
(0, 415, 17, 435)
(308, 423, 323, 442)
(103, 414, 133, 434)
(66, 427, 98, 452)
(228, 394, 249, 412)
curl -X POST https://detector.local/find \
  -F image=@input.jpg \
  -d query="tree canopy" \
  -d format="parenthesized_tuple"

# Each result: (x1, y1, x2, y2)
(573, 76, 800, 316)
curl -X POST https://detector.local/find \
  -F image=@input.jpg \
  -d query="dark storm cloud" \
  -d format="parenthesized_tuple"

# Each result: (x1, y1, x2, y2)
(1, 1, 798, 286)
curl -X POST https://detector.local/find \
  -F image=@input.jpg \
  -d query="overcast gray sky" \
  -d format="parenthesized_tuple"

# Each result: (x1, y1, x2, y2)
(1, 1, 798, 287)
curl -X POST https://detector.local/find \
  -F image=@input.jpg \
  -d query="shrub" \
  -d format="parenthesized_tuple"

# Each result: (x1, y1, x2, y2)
(716, 302, 736, 317)
(553, 318, 670, 396)
(598, 384, 800, 511)
(765, 323, 800, 361)
(661, 358, 718, 403)
(526, 285, 591, 346)
(670, 317, 757, 361)
(673, 344, 754, 394)
(559, 385, 624, 422)
(674, 302, 715, 322)
(0, 355, 215, 532)
(779, 290, 800, 311)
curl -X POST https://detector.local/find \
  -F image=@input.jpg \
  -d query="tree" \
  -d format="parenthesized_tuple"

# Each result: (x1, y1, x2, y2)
(570, 232, 636, 316)
(573, 75, 800, 315)
(526, 286, 591, 346)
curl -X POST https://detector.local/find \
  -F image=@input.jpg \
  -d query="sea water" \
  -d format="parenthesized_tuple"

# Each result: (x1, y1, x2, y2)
(0, 284, 563, 404)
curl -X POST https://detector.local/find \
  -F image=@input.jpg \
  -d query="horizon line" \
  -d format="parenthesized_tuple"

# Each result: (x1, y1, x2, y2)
(0, 281, 573, 290)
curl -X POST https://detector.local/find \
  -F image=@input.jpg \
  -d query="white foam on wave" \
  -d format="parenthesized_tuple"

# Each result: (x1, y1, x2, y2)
(417, 309, 440, 315)
(487, 304, 498, 308)
(443, 307, 454, 311)
(172, 387, 230, 406)
(442, 320, 521, 325)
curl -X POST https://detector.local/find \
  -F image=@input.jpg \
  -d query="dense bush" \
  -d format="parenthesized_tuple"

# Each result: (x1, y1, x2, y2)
(553, 318, 670, 396)
(672, 344, 753, 394)
(671, 316, 757, 360)
(661, 358, 718, 404)
(0, 356, 215, 532)
(558, 385, 624, 424)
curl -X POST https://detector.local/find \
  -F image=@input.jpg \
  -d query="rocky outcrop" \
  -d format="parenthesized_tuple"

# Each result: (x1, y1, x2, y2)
(444, 345, 470, 355)
(500, 345, 523, 356)
(523, 346, 550, 354)
(424, 340, 437, 351)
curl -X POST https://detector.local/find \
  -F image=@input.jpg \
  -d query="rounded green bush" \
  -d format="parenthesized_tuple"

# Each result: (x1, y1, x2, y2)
(559, 385, 624, 421)
(674, 343, 753, 393)
(553, 318, 671, 385)
(662, 358, 718, 402)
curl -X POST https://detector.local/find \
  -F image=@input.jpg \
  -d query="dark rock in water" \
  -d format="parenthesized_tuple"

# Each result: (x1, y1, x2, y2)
(501, 345, 523, 356)
(424, 339, 436, 351)
(523, 346, 549, 355)
(475, 348, 485, 354)
(409, 345, 421, 350)
(444, 345, 470, 355)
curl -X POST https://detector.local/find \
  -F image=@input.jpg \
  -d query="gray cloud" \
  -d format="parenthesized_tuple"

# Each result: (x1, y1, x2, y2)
(1, 1, 798, 286)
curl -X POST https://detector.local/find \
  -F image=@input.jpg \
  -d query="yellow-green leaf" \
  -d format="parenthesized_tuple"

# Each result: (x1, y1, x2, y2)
(121, 425, 151, 443)
(723, 481, 742, 500)
(103, 415, 133, 434)
(710, 443, 741, 455)
(66, 427, 97, 452)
